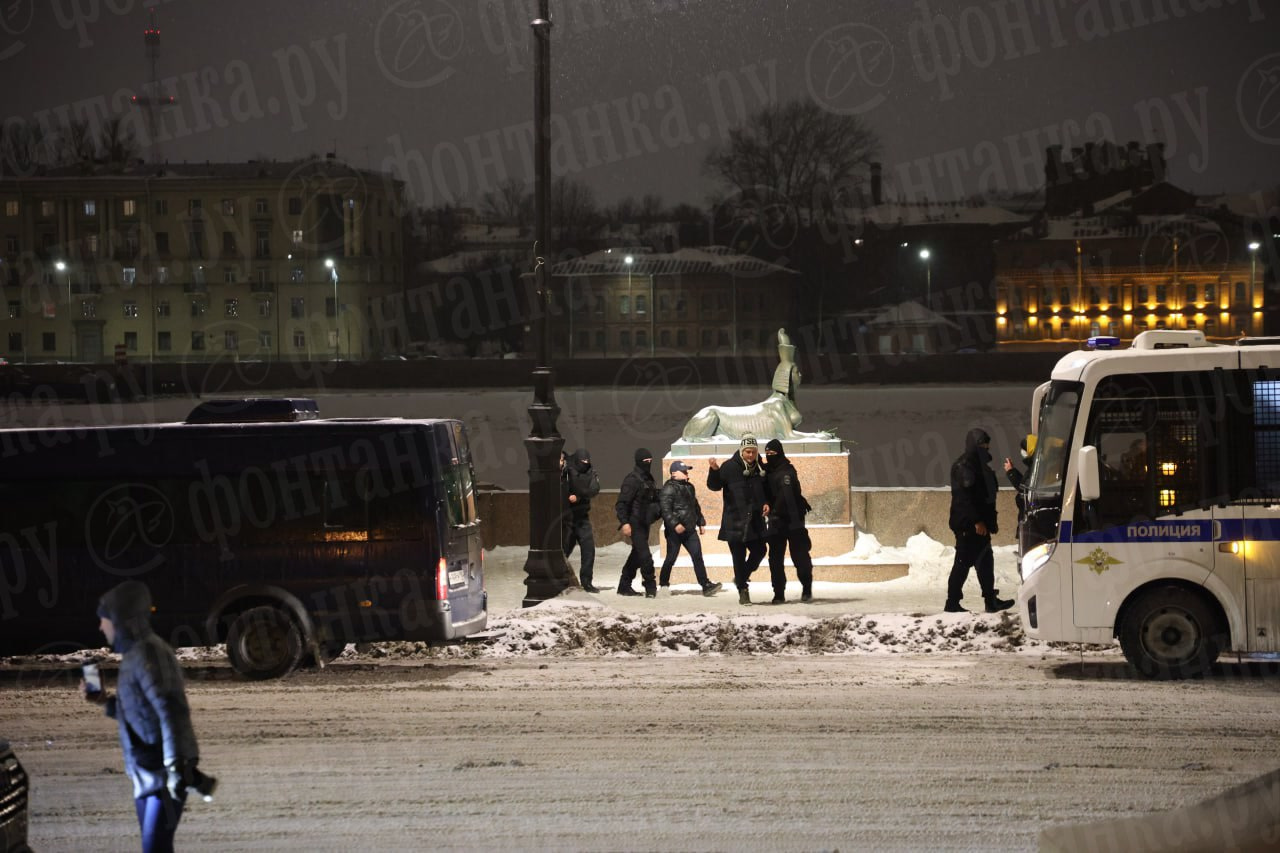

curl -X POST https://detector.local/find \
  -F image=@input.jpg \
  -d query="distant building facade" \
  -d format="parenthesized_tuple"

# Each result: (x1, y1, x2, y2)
(0, 158, 406, 363)
(547, 247, 797, 357)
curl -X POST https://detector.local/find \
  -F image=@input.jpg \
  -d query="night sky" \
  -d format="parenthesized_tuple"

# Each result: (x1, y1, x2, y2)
(2, 0, 1278, 210)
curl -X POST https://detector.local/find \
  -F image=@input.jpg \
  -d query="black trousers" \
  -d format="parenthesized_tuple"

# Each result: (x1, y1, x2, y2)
(727, 540, 767, 591)
(946, 532, 995, 604)
(563, 515, 595, 586)
(659, 527, 709, 587)
(767, 528, 814, 595)
(618, 521, 656, 592)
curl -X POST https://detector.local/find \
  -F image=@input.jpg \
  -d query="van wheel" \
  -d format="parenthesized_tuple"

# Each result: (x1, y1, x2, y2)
(225, 606, 304, 680)
(1119, 587, 1223, 680)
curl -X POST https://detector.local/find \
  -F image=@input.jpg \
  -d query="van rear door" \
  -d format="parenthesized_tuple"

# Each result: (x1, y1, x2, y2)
(438, 422, 486, 635)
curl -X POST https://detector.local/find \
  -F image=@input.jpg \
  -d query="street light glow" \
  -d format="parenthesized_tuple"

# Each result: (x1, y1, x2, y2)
(624, 255, 634, 265)
(325, 258, 335, 269)
(55, 261, 66, 271)
(1249, 241, 1261, 251)
(919, 249, 930, 260)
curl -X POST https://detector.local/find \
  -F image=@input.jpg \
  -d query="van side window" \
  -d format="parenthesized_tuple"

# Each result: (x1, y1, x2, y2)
(442, 461, 476, 526)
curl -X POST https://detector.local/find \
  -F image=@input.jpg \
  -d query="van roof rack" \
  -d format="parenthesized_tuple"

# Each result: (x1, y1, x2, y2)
(185, 398, 320, 424)
(1235, 336, 1280, 347)
(1130, 330, 1212, 350)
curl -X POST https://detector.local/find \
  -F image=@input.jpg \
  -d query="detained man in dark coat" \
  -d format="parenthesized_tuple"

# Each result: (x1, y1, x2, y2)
(80, 580, 213, 853)
(763, 438, 815, 603)
(562, 448, 602, 591)
(707, 433, 771, 605)
(615, 447, 661, 597)
(657, 460, 722, 596)
(945, 428, 1014, 613)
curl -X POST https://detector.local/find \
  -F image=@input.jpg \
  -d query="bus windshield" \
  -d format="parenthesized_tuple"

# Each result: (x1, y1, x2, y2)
(1027, 380, 1082, 503)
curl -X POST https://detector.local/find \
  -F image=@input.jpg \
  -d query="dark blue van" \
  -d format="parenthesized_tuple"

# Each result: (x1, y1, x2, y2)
(0, 398, 486, 678)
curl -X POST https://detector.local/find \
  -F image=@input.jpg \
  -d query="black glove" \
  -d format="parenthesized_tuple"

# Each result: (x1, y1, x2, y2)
(166, 759, 199, 801)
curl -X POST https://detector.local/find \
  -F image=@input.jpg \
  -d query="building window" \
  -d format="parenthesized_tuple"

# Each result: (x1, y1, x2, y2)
(1185, 283, 1197, 303)
(224, 330, 238, 350)
(157, 331, 171, 351)
(122, 301, 138, 318)
(291, 229, 303, 247)
(223, 268, 237, 284)
(188, 228, 204, 258)
(86, 234, 99, 255)
(7, 300, 20, 319)
(290, 297, 304, 318)
(156, 300, 170, 317)
(258, 299, 272, 318)
(190, 299, 206, 317)
(156, 266, 169, 285)
(80, 300, 95, 319)
(717, 293, 729, 312)
(42, 332, 55, 351)
(40, 200, 54, 217)
(291, 266, 304, 283)
(701, 329, 713, 348)
(618, 294, 630, 315)
(124, 331, 137, 351)
(288, 197, 302, 215)
(594, 330, 605, 350)
(7, 332, 20, 351)
(1204, 283, 1215, 302)
(676, 329, 687, 347)
(222, 232, 236, 254)
(1156, 285, 1167, 304)
(3, 201, 17, 217)
(255, 198, 269, 215)
(188, 199, 202, 214)
(122, 199, 136, 217)
(659, 294, 670, 312)
(193, 266, 206, 285)
(577, 330, 589, 350)
(154, 199, 168, 216)
(155, 232, 170, 254)
(635, 295, 647, 315)
(325, 296, 337, 318)
(659, 329, 670, 346)
(1236, 281, 1247, 304)
(224, 298, 238, 317)
(191, 331, 205, 351)
(122, 267, 136, 286)
(292, 329, 306, 348)
(619, 330, 631, 350)
(4, 235, 15, 253)
(83, 200, 96, 216)
(221, 199, 235, 216)
(718, 329, 729, 346)
(636, 330, 648, 348)
(700, 293, 713, 312)
(256, 229, 270, 257)
(259, 330, 272, 349)
(1137, 284, 1149, 304)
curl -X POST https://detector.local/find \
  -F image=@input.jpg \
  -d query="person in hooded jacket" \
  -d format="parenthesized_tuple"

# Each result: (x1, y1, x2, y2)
(657, 460, 722, 596)
(80, 580, 212, 853)
(615, 447, 662, 597)
(562, 447, 602, 592)
(707, 433, 771, 605)
(945, 428, 1015, 613)
(763, 438, 814, 603)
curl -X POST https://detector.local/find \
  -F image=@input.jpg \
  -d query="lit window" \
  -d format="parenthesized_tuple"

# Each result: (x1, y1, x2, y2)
(40, 200, 55, 217)
(292, 329, 306, 348)
(224, 298, 238, 317)
(122, 267, 136, 285)
(122, 199, 136, 216)
(83, 200, 96, 216)
(122, 301, 138, 318)
(3, 201, 17, 217)
(291, 229, 303, 247)
(221, 199, 235, 215)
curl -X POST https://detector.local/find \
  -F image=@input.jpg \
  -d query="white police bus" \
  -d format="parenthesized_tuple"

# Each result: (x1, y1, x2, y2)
(1018, 330, 1280, 677)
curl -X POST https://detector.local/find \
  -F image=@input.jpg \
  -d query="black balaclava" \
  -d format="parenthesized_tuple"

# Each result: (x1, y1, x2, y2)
(634, 447, 653, 475)
(572, 448, 592, 472)
(965, 428, 993, 464)
(764, 438, 788, 468)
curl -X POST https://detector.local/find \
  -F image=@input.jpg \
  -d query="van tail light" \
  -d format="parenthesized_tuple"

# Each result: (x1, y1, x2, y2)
(436, 557, 449, 600)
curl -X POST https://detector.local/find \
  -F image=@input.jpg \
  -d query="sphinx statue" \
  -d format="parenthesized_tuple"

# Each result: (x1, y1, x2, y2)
(681, 329, 833, 441)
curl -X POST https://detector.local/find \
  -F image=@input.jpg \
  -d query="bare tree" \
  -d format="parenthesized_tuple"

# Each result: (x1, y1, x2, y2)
(551, 177, 601, 250)
(98, 116, 140, 167)
(58, 119, 99, 166)
(0, 121, 45, 177)
(638, 193, 664, 224)
(704, 99, 881, 220)
(480, 178, 533, 227)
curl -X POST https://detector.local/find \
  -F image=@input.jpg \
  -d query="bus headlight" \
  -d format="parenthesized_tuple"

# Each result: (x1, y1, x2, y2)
(1021, 542, 1055, 581)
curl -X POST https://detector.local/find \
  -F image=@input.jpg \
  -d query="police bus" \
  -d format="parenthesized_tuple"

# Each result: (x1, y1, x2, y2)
(1018, 330, 1280, 678)
(0, 398, 487, 679)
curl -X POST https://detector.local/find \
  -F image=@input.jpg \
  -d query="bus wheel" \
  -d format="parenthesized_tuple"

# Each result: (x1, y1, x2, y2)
(1119, 587, 1223, 679)
(225, 606, 304, 680)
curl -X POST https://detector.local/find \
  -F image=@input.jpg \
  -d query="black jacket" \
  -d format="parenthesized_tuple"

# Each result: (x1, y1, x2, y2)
(659, 477, 705, 533)
(707, 451, 771, 543)
(616, 451, 660, 528)
(764, 455, 810, 535)
(98, 581, 200, 799)
(1005, 460, 1027, 524)
(949, 428, 999, 536)
(562, 448, 600, 520)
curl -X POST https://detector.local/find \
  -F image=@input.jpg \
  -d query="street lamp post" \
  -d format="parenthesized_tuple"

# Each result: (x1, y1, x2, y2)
(624, 254, 633, 352)
(918, 248, 931, 306)
(56, 261, 72, 360)
(325, 258, 339, 359)
(522, 0, 574, 606)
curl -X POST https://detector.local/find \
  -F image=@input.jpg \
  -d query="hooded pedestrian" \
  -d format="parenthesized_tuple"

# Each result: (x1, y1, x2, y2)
(80, 580, 214, 853)
(562, 447, 602, 591)
(615, 447, 661, 597)
(763, 438, 814, 603)
(707, 433, 771, 605)
(945, 428, 1014, 613)
(658, 460, 723, 596)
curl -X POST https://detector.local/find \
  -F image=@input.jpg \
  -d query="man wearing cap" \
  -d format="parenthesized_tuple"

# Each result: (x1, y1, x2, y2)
(658, 460, 723, 596)
(945, 428, 1015, 614)
(615, 447, 662, 597)
(707, 433, 771, 605)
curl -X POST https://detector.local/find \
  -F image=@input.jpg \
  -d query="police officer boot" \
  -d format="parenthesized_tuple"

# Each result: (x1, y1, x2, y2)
(984, 592, 1014, 613)
(738, 589, 751, 606)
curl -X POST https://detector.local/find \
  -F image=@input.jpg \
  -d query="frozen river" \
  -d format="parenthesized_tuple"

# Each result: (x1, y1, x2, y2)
(0, 383, 1037, 490)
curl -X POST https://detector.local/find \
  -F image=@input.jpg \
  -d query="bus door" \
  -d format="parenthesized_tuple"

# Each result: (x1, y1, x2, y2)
(439, 423, 484, 623)
(1070, 385, 1216, 628)
(1236, 357, 1280, 652)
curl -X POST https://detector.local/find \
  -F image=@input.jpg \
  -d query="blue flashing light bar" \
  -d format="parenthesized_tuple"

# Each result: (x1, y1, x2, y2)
(1087, 335, 1121, 350)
